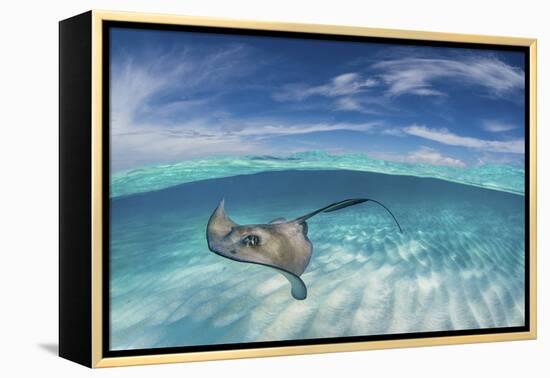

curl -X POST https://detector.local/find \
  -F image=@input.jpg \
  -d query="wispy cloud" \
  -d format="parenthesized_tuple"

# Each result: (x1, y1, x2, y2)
(110, 44, 270, 170)
(111, 43, 251, 134)
(380, 128, 407, 137)
(334, 97, 363, 111)
(372, 57, 524, 98)
(228, 120, 379, 138)
(111, 119, 381, 170)
(482, 120, 518, 133)
(273, 55, 524, 115)
(273, 72, 380, 114)
(475, 153, 524, 166)
(111, 129, 264, 171)
(404, 124, 524, 153)
(273, 73, 377, 101)
(371, 147, 465, 168)
(406, 147, 465, 167)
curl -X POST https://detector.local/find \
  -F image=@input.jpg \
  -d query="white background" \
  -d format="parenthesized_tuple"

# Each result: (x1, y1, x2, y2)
(0, 0, 547, 376)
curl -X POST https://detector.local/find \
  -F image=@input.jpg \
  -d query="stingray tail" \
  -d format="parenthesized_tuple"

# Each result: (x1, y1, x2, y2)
(294, 198, 403, 233)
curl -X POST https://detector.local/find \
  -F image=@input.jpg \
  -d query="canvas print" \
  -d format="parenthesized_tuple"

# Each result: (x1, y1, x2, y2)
(108, 26, 527, 352)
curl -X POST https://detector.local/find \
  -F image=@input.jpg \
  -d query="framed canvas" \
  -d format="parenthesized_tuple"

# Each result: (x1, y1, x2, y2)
(59, 10, 537, 368)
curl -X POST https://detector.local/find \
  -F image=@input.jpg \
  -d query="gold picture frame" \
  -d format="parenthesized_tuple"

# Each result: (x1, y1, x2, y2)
(59, 10, 537, 368)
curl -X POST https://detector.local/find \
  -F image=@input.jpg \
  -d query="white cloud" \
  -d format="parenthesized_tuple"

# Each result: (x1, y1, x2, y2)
(230, 121, 379, 138)
(372, 57, 524, 98)
(406, 147, 465, 167)
(380, 128, 407, 137)
(273, 72, 378, 102)
(111, 115, 380, 170)
(475, 153, 524, 166)
(111, 130, 264, 171)
(110, 44, 251, 134)
(327, 73, 378, 96)
(335, 97, 363, 111)
(403, 124, 524, 154)
(482, 120, 518, 133)
(370, 147, 465, 168)
(109, 44, 274, 170)
(273, 73, 380, 114)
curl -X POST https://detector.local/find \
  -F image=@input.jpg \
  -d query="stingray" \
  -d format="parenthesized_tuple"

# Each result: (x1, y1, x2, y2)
(206, 198, 402, 300)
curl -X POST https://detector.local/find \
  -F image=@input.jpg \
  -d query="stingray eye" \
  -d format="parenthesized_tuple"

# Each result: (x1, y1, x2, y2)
(242, 234, 260, 247)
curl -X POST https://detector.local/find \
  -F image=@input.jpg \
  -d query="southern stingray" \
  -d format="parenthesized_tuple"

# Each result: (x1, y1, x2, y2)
(206, 198, 402, 300)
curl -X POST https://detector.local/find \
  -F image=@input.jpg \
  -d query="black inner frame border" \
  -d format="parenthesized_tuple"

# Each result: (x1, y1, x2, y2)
(101, 20, 531, 358)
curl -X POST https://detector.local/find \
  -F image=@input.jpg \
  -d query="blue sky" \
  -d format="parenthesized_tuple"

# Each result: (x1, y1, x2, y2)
(109, 27, 526, 172)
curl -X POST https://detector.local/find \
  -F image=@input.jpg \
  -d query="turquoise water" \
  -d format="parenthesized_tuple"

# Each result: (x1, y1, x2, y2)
(110, 151, 525, 198)
(109, 169, 525, 351)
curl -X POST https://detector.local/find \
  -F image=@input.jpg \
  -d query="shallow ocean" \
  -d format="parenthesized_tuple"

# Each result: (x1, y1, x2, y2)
(109, 159, 525, 350)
